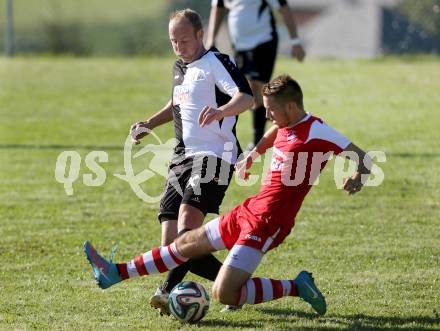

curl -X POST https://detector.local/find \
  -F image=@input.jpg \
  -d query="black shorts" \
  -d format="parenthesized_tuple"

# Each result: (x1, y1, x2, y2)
(234, 38, 278, 83)
(158, 155, 234, 222)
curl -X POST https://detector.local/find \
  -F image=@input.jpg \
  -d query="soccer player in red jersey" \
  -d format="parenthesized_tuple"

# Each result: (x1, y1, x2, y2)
(85, 75, 371, 315)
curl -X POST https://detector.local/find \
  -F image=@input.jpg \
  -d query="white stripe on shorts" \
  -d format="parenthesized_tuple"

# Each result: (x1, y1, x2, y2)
(204, 217, 226, 251)
(261, 227, 281, 253)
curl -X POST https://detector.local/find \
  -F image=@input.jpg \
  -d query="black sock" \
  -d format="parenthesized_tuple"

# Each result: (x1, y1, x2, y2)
(163, 253, 222, 292)
(164, 261, 193, 293)
(189, 253, 223, 281)
(252, 105, 267, 145)
(162, 230, 222, 292)
(163, 228, 192, 293)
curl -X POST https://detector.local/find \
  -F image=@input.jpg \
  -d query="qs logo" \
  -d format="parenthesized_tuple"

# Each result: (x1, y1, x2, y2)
(54, 127, 178, 203)
(114, 128, 178, 203)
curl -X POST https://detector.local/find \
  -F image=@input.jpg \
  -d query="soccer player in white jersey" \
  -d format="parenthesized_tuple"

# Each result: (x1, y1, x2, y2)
(85, 75, 371, 317)
(207, 0, 306, 150)
(129, 9, 253, 314)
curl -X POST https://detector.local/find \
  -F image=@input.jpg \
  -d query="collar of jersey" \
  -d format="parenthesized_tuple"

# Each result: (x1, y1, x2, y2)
(286, 112, 311, 129)
(184, 48, 212, 67)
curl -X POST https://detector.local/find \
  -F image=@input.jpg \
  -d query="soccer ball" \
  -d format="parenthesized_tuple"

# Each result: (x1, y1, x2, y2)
(168, 281, 210, 323)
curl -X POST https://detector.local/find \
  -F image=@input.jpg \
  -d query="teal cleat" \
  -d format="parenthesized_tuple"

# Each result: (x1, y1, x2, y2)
(294, 270, 327, 316)
(84, 240, 122, 289)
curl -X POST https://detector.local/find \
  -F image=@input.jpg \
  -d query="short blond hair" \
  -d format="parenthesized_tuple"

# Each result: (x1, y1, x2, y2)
(169, 9, 203, 33)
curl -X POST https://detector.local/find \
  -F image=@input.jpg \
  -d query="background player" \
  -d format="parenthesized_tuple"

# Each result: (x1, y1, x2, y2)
(86, 74, 371, 316)
(207, 0, 306, 150)
(130, 9, 253, 314)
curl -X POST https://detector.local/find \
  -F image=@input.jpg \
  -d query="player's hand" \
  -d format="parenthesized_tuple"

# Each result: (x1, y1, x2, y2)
(199, 106, 224, 127)
(291, 45, 305, 62)
(235, 154, 253, 180)
(130, 121, 152, 145)
(343, 173, 364, 195)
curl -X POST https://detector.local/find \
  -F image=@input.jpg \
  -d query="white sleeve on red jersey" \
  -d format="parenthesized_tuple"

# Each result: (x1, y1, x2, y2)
(305, 120, 351, 154)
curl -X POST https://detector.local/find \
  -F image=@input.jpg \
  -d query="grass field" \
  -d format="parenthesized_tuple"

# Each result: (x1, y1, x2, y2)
(1, 56, 439, 330)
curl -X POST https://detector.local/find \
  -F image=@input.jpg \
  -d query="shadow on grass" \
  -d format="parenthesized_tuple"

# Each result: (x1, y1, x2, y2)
(198, 319, 259, 328)
(258, 307, 440, 330)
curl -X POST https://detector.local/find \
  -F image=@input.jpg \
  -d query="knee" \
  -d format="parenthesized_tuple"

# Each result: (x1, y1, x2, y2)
(212, 283, 220, 301)
(175, 231, 192, 251)
(212, 282, 240, 305)
(178, 205, 204, 231)
(175, 227, 211, 258)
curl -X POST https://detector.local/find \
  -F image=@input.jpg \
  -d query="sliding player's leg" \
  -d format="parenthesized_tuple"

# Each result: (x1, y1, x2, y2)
(211, 244, 327, 315)
(208, 209, 327, 315)
(83, 225, 216, 289)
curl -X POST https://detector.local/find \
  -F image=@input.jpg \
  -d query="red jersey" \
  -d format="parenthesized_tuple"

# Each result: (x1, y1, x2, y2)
(240, 114, 351, 230)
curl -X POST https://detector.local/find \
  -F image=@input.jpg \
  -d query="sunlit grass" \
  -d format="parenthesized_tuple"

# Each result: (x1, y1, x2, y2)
(0, 56, 439, 330)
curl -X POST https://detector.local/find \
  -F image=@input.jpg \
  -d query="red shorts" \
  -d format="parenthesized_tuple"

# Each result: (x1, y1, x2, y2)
(218, 204, 293, 253)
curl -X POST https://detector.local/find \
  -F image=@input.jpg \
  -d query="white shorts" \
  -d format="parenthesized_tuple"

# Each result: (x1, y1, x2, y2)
(205, 217, 263, 274)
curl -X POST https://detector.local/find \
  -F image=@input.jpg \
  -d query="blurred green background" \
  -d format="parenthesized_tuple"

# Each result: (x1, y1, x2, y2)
(1, 0, 439, 56)
(0, 0, 210, 55)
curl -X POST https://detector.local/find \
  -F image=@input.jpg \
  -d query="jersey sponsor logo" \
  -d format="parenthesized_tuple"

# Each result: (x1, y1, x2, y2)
(270, 157, 283, 171)
(245, 234, 262, 242)
(272, 146, 288, 160)
(173, 84, 190, 105)
(186, 68, 206, 82)
(270, 147, 287, 172)
(287, 132, 297, 143)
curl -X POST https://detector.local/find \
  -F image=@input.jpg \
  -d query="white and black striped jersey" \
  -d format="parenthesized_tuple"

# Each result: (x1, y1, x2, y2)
(171, 48, 252, 164)
(212, 0, 287, 51)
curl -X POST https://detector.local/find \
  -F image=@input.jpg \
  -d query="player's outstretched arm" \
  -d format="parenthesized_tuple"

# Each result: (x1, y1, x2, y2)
(130, 99, 173, 144)
(279, 5, 305, 62)
(236, 125, 278, 180)
(342, 143, 372, 195)
(254, 124, 279, 156)
(206, 5, 227, 49)
(199, 92, 253, 127)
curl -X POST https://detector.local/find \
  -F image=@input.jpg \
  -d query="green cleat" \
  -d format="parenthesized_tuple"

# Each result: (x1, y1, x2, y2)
(294, 270, 327, 315)
(84, 241, 122, 289)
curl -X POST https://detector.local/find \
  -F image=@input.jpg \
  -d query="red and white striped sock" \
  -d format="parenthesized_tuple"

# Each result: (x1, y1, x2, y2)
(116, 242, 188, 280)
(238, 278, 298, 305)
